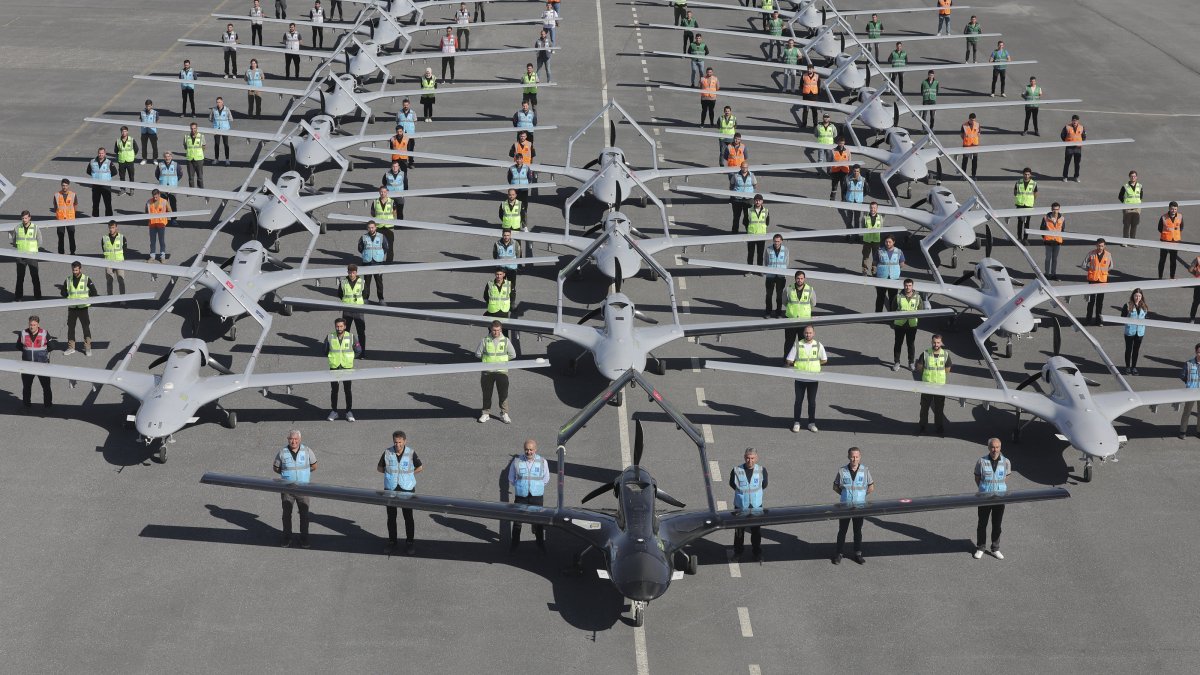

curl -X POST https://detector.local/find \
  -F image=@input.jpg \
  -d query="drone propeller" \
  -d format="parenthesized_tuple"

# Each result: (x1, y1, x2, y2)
(207, 358, 235, 375)
(952, 270, 975, 286)
(1050, 318, 1062, 355)
(839, 33, 845, 54)
(1084, 377, 1102, 387)
(655, 487, 686, 508)
(610, 119, 618, 148)
(984, 223, 994, 257)
(1016, 371, 1042, 391)
(865, 65, 871, 88)
(583, 220, 606, 237)
(614, 181, 624, 209)
(633, 420, 644, 466)
(147, 353, 170, 370)
(892, 100, 900, 128)
(628, 226, 651, 239)
(582, 157, 600, 171)
(614, 259, 623, 293)
(632, 309, 659, 325)
(581, 481, 616, 504)
(910, 197, 928, 210)
(869, 135, 886, 149)
(576, 306, 603, 325)
(217, 255, 236, 270)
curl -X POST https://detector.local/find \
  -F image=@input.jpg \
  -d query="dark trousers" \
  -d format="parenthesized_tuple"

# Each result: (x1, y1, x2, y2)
(976, 504, 1004, 550)
(965, 42, 978, 61)
(990, 69, 1006, 95)
(117, 161, 135, 183)
(892, 325, 917, 363)
(701, 99, 716, 126)
(329, 0, 342, 20)
(363, 263, 384, 301)
(960, 153, 978, 178)
(746, 240, 765, 266)
(511, 494, 545, 547)
(1063, 148, 1082, 179)
(829, 174, 843, 199)
(181, 89, 196, 115)
(251, 24, 263, 45)
(330, 380, 353, 411)
(919, 394, 946, 431)
(801, 93, 820, 127)
(441, 56, 456, 80)
(1124, 334, 1143, 369)
(920, 109, 936, 129)
(1159, 249, 1179, 278)
(457, 28, 470, 51)
(474, 1, 485, 21)
(380, 227, 396, 262)
(21, 373, 52, 406)
(386, 487, 415, 542)
(836, 517, 864, 552)
(213, 135, 230, 162)
(140, 133, 158, 161)
(673, 4, 687, 24)
(765, 276, 785, 313)
(1023, 107, 1039, 133)
(1016, 212, 1032, 241)
(66, 308, 91, 342)
(285, 54, 300, 78)
(15, 263, 42, 299)
(783, 326, 801, 357)
(875, 287, 898, 313)
(187, 160, 204, 188)
(422, 100, 434, 119)
(247, 93, 262, 117)
(731, 200, 750, 232)
(281, 494, 310, 539)
(1192, 287, 1200, 320)
(1086, 291, 1105, 321)
(56, 226, 76, 255)
(223, 50, 238, 75)
(275, 0, 287, 19)
(682, 31, 693, 52)
(481, 371, 509, 412)
(733, 526, 761, 555)
(311, 26, 324, 49)
(91, 188, 113, 217)
(893, 72, 904, 92)
(346, 315, 365, 351)
(793, 380, 818, 424)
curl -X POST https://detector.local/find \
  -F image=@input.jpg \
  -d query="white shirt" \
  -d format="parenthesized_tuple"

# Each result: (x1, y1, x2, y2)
(284, 31, 301, 50)
(541, 9, 559, 27)
(785, 339, 827, 363)
(455, 10, 471, 25)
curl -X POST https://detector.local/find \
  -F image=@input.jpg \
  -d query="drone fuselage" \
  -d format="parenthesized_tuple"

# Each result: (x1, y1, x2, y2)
(250, 171, 310, 232)
(1037, 356, 1123, 459)
(291, 116, 339, 168)
(606, 466, 674, 603)
(133, 339, 211, 440)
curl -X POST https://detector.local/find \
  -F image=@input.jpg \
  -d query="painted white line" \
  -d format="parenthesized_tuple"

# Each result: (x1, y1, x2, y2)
(641, 59, 647, 65)
(702, 424, 714, 444)
(749, 666, 763, 675)
(634, 626, 650, 675)
(717, 499, 728, 510)
(690, 356, 701, 373)
(1041, 107, 1200, 117)
(696, 387, 707, 407)
(642, 67, 649, 74)
(645, 86, 652, 92)
(674, 254, 684, 265)
(647, 94, 653, 102)
(680, 299, 691, 313)
(595, 0, 610, 122)
(665, 202, 673, 208)
(737, 607, 754, 637)
(617, 385, 632, 468)
(709, 460, 721, 476)
(728, 556, 742, 578)
(648, 105, 655, 112)
(678, 277, 687, 290)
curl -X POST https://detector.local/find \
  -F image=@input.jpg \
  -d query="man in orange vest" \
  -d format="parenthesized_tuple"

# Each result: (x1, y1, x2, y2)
(1158, 201, 1184, 279)
(799, 65, 820, 128)
(959, 113, 980, 179)
(146, 188, 172, 262)
(390, 124, 410, 173)
(699, 67, 719, 127)
(721, 133, 748, 168)
(508, 130, 534, 167)
(1060, 114, 1086, 181)
(1082, 238, 1113, 325)
(51, 179, 79, 255)
(829, 137, 850, 200)
(936, 0, 953, 35)
(1041, 202, 1065, 280)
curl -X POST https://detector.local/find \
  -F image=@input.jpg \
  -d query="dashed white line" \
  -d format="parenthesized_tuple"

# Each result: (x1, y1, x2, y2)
(728, 554, 743, 578)
(646, 94, 653, 102)
(702, 424, 714, 444)
(695, 387, 707, 407)
(641, 59, 647, 65)
(737, 607, 754, 637)
(594, 0, 610, 114)
(749, 666, 763, 675)
(634, 626, 650, 675)
(690, 357, 701, 372)
(678, 277, 687, 290)
(709, 460, 721, 476)
(648, 105, 655, 112)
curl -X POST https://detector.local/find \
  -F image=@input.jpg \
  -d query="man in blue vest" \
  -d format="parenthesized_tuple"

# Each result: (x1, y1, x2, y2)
(763, 234, 788, 318)
(841, 165, 866, 229)
(209, 97, 234, 166)
(493, 229, 519, 292)
(377, 430, 424, 554)
(729, 447, 767, 562)
(85, 147, 115, 218)
(1180, 343, 1200, 439)
(357, 220, 388, 303)
(729, 164, 757, 233)
(273, 429, 318, 548)
(871, 235, 905, 312)
(832, 446, 873, 565)
(973, 437, 1010, 559)
(508, 439, 550, 553)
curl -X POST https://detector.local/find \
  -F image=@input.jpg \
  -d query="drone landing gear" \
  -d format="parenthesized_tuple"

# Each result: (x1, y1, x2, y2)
(217, 402, 237, 429)
(1083, 458, 1093, 483)
(674, 550, 698, 575)
(647, 355, 667, 376)
(629, 599, 647, 627)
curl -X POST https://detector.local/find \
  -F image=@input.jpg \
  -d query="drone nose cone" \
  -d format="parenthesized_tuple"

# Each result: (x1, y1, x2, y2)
(613, 550, 671, 601)
(211, 293, 243, 319)
(594, 182, 619, 206)
(617, 579, 669, 603)
(295, 144, 323, 167)
(348, 57, 370, 77)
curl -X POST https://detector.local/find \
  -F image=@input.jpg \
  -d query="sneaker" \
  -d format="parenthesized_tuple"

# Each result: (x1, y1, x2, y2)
(500, 412, 512, 424)
(891, 362, 900, 372)
(853, 552, 866, 564)
(1020, 131, 1026, 136)
(345, 411, 356, 422)
(831, 553, 843, 565)
(300, 538, 311, 549)
(1062, 177, 1069, 182)
(1181, 432, 1188, 440)
(791, 421, 801, 433)
(84, 348, 92, 357)
(63, 347, 77, 356)
(908, 361, 915, 371)
(989, 93, 996, 98)
(478, 412, 491, 423)
(973, 549, 984, 559)
(1130, 367, 1139, 376)
(279, 535, 292, 547)
(807, 422, 818, 433)
(327, 410, 339, 421)
(384, 540, 398, 553)
(763, 312, 772, 319)
(140, 159, 148, 166)
(991, 549, 1004, 560)
(224, 160, 231, 167)
(405, 541, 416, 555)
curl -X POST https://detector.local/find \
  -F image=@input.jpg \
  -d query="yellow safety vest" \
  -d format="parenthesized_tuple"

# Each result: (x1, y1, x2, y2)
(1014, 180, 1037, 208)
(747, 207, 768, 235)
(1121, 182, 1142, 205)
(862, 213, 883, 244)
(792, 340, 822, 372)
(116, 137, 136, 164)
(66, 274, 90, 309)
(785, 283, 812, 319)
(815, 123, 837, 145)
(481, 336, 510, 373)
(340, 277, 364, 305)
(717, 115, 737, 139)
(372, 198, 396, 224)
(894, 293, 920, 327)
(327, 332, 355, 369)
(102, 233, 125, 261)
(184, 133, 205, 161)
(15, 224, 38, 253)
(500, 201, 523, 230)
(921, 348, 948, 384)
(486, 280, 512, 314)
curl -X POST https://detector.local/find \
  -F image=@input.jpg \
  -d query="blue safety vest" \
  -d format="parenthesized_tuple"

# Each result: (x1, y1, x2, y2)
(1123, 307, 1146, 338)
(876, 247, 902, 280)
(732, 464, 763, 510)
(179, 68, 196, 90)
(512, 455, 546, 497)
(844, 176, 866, 204)
(977, 454, 1008, 493)
(211, 106, 231, 130)
(158, 160, 179, 187)
(838, 465, 869, 505)
(731, 172, 755, 194)
(383, 447, 417, 491)
(396, 110, 416, 136)
(139, 109, 158, 136)
(90, 159, 113, 181)
(514, 110, 536, 129)
(1184, 358, 1200, 388)
(383, 170, 405, 192)
(495, 240, 517, 271)
(278, 446, 313, 483)
(765, 245, 788, 269)
(361, 233, 385, 263)
(509, 165, 531, 186)
(246, 68, 263, 88)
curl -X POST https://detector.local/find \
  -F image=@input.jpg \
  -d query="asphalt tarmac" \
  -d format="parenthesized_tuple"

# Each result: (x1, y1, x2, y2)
(1, 1, 1199, 673)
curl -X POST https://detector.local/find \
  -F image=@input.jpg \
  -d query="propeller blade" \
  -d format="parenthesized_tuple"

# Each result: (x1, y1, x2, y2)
(628, 227, 651, 239)
(984, 223, 994, 257)
(1051, 319, 1062, 355)
(610, 119, 617, 148)
(865, 66, 871, 88)
(633, 420, 644, 466)
(583, 221, 605, 237)
(952, 270, 975, 286)
(870, 136, 885, 149)
(632, 309, 659, 325)
(614, 259, 623, 293)
(892, 100, 900, 128)
(1016, 371, 1042, 391)
(582, 157, 600, 171)
(208, 359, 235, 375)
(614, 181, 624, 209)
(655, 488, 686, 509)
(839, 33, 845, 54)
(581, 482, 615, 504)
(910, 198, 928, 210)
(218, 255, 236, 270)
(576, 306, 603, 325)
(1084, 377, 1102, 387)
(147, 354, 170, 370)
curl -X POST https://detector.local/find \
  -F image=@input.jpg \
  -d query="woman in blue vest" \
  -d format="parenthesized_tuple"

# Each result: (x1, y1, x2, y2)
(273, 429, 318, 548)
(729, 448, 767, 561)
(377, 430, 423, 554)
(832, 447, 873, 565)
(508, 439, 550, 552)
(1120, 289, 1149, 375)
(973, 438, 1010, 559)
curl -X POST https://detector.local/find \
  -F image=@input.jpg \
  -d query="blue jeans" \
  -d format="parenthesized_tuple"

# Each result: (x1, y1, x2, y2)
(149, 226, 166, 259)
(690, 59, 705, 87)
(937, 15, 950, 34)
(544, 25, 556, 45)
(537, 54, 551, 81)
(783, 69, 797, 93)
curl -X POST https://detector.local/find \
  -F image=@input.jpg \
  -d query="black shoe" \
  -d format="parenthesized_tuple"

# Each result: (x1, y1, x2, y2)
(405, 541, 416, 555)
(1180, 432, 1187, 440)
(916, 426, 926, 436)
(280, 535, 292, 547)
(753, 550, 763, 563)
(384, 539, 398, 553)
(853, 552, 866, 565)
(831, 553, 843, 565)
(299, 538, 311, 549)
(763, 312, 772, 319)
(938, 427, 946, 438)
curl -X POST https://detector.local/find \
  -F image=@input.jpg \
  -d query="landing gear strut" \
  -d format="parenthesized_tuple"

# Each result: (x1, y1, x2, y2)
(1082, 457, 1093, 483)
(629, 599, 646, 627)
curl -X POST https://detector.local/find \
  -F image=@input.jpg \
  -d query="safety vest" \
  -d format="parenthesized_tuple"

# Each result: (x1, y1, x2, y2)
(844, 176, 865, 204)
(327, 332, 355, 369)
(1184, 358, 1200, 388)
(481, 336, 510, 372)
(1042, 214, 1063, 243)
(1124, 307, 1147, 338)
(512, 455, 546, 497)
(211, 106, 231, 131)
(761, 0, 775, 12)
(522, 71, 538, 94)
(55, 191, 77, 220)
(767, 17, 784, 37)
(116, 137, 136, 164)
(90, 158, 113, 181)
(1023, 85, 1042, 107)
(965, 22, 982, 42)
(717, 115, 737, 138)
(785, 283, 812, 318)
(20, 328, 50, 363)
(514, 110, 535, 129)
(147, 197, 170, 227)
(1121, 182, 1142, 205)
(731, 172, 755, 195)
(140, 108, 159, 135)
(184, 133, 205, 161)
(340, 277, 365, 305)
(284, 31, 301, 51)
(782, 47, 801, 66)
(831, 147, 850, 174)
(688, 40, 707, 59)
(396, 109, 416, 135)
(747, 206, 768, 235)
(486, 280, 512, 314)
(765, 245, 787, 269)
(390, 134, 409, 162)
(814, 123, 837, 145)
(420, 76, 437, 93)
(1063, 123, 1084, 142)
(384, 170, 405, 193)
(1160, 213, 1182, 242)
(1085, 250, 1111, 283)
(961, 121, 979, 147)
(894, 292, 920, 327)
(495, 239, 517, 270)
(725, 143, 746, 168)
(158, 160, 179, 187)
(921, 79, 938, 103)
(373, 198, 396, 222)
(921, 348, 948, 384)
(223, 30, 239, 48)
(977, 455, 1008, 494)
(361, 233, 385, 263)
(310, 7, 323, 23)
(792, 339, 822, 372)
(441, 35, 456, 53)
(179, 68, 195, 90)
(938, 0, 951, 15)
(102, 233, 125, 261)
(501, 201, 523, 230)
(1014, 180, 1037, 208)
(799, 71, 820, 96)
(866, 20, 883, 39)
(383, 447, 417, 491)
(862, 213, 883, 243)
(509, 165, 531, 186)
(890, 50, 907, 67)
(277, 446, 312, 483)
(66, 274, 90, 309)
(700, 76, 718, 100)
(512, 141, 533, 165)
(876, 247, 902, 279)
(732, 464, 763, 510)
(838, 466, 869, 505)
(246, 68, 263, 88)
(15, 224, 38, 253)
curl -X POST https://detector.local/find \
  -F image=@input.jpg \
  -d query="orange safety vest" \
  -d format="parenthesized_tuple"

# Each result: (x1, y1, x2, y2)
(700, 76, 719, 100)
(1161, 213, 1182, 242)
(961, 121, 980, 147)
(1086, 250, 1111, 283)
(831, 147, 850, 174)
(938, 0, 952, 16)
(801, 72, 819, 95)
(724, 143, 746, 168)
(147, 197, 170, 227)
(512, 140, 532, 165)
(1042, 214, 1063, 243)
(1063, 123, 1084, 143)
(390, 133, 409, 162)
(55, 191, 77, 220)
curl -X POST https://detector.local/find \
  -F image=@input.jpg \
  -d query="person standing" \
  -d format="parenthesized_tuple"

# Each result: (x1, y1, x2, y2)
(507, 127, 534, 166)
(245, 58, 264, 118)
(730, 447, 767, 562)
(11, 211, 43, 301)
(1191, 257, 1200, 322)
(250, 0, 265, 46)
(1060, 115, 1085, 181)
(860, 201, 883, 275)
(358, 220, 388, 303)
(60, 261, 98, 357)
(473, 0, 488, 22)
(512, 101, 537, 141)
(155, 150, 181, 224)
(179, 59, 197, 117)
(786, 325, 827, 433)
(1118, 170, 1143, 240)
(390, 126, 411, 179)
(308, 1, 325, 49)
(419, 67, 437, 122)
(323, 317, 361, 422)
(989, 41, 1011, 96)
(139, 100, 159, 165)
(499, 188, 524, 232)
(688, 33, 709, 88)
(113, 126, 139, 188)
(1157, 202, 1184, 279)
(209, 97, 233, 167)
(439, 27, 458, 82)
(764, 234, 787, 318)
(85, 148, 115, 218)
(273, 430, 317, 548)
(1120, 289, 1148, 375)
(184, 123, 206, 188)
(842, 165, 866, 229)
(521, 63, 540, 110)
(963, 15, 982, 62)
(872, 235, 905, 312)
(396, 99, 417, 156)
(728, 164, 757, 233)
(679, 9, 699, 53)
(745, 194, 768, 266)
(17, 315, 53, 411)
(699, 67, 718, 127)
(483, 268, 513, 321)
(831, 447, 873, 565)
(799, 65, 821, 128)
(146, 189, 172, 262)
(781, 39, 801, 93)
(506, 155, 534, 220)
(101, 221, 127, 295)
(1041, 202, 1065, 280)
(340, 264, 367, 357)
(370, 185, 398, 261)
(972, 437, 1009, 559)
(221, 23, 240, 77)
(764, 10, 784, 61)
(782, 271, 814, 356)
(328, 0, 342, 21)
(1180, 343, 1200, 438)
(540, 2, 559, 45)
(721, 132, 748, 168)
(920, 71, 939, 129)
(275, 0, 288, 19)
(282, 23, 302, 79)
(493, 229, 519, 293)
(915, 334, 952, 436)
(830, 139, 853, 201)
(717, 105, 737, 156)
(476, 320, 515, 424)
(1021, 76, 1042, 135)
(51, 179, 80, 256)
(959, 113, 980, 179)
(535, 29, 552, 81)
(1083, 238, 1113, 326)
(455, 3, 472, 51)
(864, 14, 883, 60)
(891, 278, 920, 371)
(1012, 167, 1037, 241)
(508, 439, 550, 553)
(936, 0, 953, 35)
(672, 0, 689, 26)
(377, 430, 423, 554)
(811, 114, 837, 167)
(887, 42, 907, 92)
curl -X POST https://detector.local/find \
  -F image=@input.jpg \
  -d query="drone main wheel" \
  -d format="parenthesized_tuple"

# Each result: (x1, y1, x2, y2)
(631, 601, 645, 627)
(319, 221, 327, 234)
(1083, 463, 1093, 483)
(686, 554, 698, 575)
(155, 443, 167, 464)
(1004, 341, 1013, 359)
(281, 303, 294, 317)
(224, 411, 238, 430)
